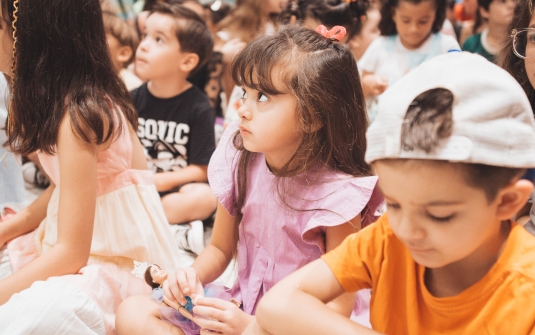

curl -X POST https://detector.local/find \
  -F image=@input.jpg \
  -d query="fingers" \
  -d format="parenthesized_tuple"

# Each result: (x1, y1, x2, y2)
(166, 267, 203, 306)
(165, 271, 185, 305)
(195, 315, 226, 334)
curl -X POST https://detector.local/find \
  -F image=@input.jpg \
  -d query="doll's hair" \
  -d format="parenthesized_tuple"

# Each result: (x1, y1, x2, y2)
(103, 12, 140, 67)
(1, 0, 137, 156)
(149, 2, 213, 75)
(144, 264, 161, 289)
(230, 26, 371, 248)
(281, 0, 369, 40)
(498, 0, 535, 113)
(379, 0, 446, 36)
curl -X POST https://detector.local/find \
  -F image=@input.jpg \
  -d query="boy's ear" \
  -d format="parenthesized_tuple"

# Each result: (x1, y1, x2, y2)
(117, 46, 133, 66)
(179, 53, 200, 74)
(495, 179, 534, 221)
(479, 6, 489, 20)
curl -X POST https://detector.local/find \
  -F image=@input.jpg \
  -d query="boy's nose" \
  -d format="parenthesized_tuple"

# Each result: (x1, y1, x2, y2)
(395, 215, 426, 242)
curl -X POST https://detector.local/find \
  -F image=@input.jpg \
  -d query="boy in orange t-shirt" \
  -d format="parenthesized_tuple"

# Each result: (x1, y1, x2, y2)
(243, 52, 535, 335)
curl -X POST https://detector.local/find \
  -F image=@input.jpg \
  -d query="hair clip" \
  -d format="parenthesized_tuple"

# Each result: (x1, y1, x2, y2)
(315, 25, 347, 42)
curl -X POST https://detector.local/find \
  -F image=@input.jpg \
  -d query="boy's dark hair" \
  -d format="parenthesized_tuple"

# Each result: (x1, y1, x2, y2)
(150, 2, 213, 75)
(230, 26, 372, 250)
(401, 88, 524, 202)
(204, 1, 232, 25)
(2, 0, 137, 156)
(498, 0, 535, 113)
(103, 12, 140, 66)
(281, 0, 369, 39)
(477, 0, 493, 10)
(379, 0, 446, 36)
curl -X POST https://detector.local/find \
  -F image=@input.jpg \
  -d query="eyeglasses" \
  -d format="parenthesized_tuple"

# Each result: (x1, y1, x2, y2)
(512, 28, 535, 59)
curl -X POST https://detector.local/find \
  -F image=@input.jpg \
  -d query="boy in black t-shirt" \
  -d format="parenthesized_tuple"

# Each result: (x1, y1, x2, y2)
(131, 2, 215, 255)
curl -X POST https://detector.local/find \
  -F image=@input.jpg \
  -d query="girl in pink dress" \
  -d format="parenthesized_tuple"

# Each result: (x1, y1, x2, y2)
(116, 25, 383, 335)
(0, 0, 180, 334)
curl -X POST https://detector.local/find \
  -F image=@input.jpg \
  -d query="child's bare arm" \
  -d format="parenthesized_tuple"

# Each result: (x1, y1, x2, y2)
(164, 201, 237, 305)
(253, 259, 383, 335)
(0, 183, 53, 247)
(152, 164, 208, 192)
(0, 115, 98, 304)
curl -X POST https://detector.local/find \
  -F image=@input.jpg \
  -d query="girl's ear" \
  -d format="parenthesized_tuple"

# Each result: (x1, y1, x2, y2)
(495, 179, 533, 221)
(180, 53, 200, 74)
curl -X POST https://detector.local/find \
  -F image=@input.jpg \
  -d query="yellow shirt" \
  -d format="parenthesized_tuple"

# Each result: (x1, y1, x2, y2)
(322, 214, 535, 334)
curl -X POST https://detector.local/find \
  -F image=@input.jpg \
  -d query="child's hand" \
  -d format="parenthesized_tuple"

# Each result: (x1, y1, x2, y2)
(193, 297, 254, 335)
(362, 74, 389, 98)
(220, 38, 246, 65)
(164, 267, 204, 306)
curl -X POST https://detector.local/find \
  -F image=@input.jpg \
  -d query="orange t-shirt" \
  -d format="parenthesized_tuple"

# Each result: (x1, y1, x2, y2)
(322, 214, 535, 334)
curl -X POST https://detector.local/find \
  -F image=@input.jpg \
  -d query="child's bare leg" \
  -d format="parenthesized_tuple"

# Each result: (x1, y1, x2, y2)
(161, 183, 217, 224)
(116, 295, 186, 335)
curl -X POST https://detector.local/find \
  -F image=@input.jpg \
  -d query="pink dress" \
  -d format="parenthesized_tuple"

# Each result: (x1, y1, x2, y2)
(208, 123, 383, 315)
(1, 115, 181, 334)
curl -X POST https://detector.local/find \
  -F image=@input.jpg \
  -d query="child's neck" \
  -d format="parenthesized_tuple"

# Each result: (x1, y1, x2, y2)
(147, 76, 192, 99)
(424, 220, 510, 298)
(484, 24, 509, 54)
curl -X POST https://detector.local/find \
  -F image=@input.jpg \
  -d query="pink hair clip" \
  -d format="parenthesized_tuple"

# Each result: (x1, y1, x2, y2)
(315, 25, 347, 42)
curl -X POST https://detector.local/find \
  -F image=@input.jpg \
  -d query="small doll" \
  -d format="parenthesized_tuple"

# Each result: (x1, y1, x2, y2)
(144, 264, 195, 321)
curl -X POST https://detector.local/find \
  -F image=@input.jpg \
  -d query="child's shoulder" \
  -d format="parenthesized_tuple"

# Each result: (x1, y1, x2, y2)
(505, 224, 535, 281)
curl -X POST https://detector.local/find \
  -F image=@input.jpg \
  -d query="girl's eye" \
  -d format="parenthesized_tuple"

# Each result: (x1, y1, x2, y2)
(528, 32, 535, 43)
(419, 20, 429, 25)
(240, 88, 247, 100)
(156, 37, 163, 43)
(258, 93, 268, 102)
(427, 213, 455, 223)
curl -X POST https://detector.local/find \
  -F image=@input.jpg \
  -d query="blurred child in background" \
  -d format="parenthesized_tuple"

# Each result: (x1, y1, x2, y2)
(359, 0, 459, 122)
(103, 11, 143, 90)
(132, 3, 216, 256)
(462, 0, 516, 62)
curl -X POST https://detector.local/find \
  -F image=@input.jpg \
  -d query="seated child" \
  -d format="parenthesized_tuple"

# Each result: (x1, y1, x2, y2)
(103, 11, 144, 90)
(247, 52, 535, 334)
(359, 0, 459, 122)
(132, 2, 216, 255)
(462, 0, 516, 62)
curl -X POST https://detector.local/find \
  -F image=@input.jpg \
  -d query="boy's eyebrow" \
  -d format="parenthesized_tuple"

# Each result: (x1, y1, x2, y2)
(424, 200, 464, 206)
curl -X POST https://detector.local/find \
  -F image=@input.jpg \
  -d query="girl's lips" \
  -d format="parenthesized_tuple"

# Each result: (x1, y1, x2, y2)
(239, 126, 251, 135)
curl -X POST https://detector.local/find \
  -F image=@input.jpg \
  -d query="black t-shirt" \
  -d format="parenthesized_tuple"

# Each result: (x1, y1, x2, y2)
(131, 83, 215, 173)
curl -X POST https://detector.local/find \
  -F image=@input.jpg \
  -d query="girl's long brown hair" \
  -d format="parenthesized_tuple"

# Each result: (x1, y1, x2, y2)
(498, 0, 535, 112)
(2, 0, 137, 156)
(229, 26, 372, 247)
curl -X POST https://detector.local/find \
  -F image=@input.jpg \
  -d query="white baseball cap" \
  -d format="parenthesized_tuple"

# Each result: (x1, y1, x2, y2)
(365, 52, 535, 168)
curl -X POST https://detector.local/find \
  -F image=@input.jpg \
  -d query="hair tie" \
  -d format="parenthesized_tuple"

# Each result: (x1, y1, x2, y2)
(315, 25, 347, 42)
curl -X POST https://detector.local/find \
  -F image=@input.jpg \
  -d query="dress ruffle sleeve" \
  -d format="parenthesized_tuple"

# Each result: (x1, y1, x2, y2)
(208, 122, 241, 216)
(302, 176, 383, 253)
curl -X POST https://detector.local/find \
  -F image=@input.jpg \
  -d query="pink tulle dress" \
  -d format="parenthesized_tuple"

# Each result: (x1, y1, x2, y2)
(0, 114, 181, 335)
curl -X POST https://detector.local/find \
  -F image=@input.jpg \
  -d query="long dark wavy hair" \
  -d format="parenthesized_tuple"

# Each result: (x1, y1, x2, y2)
(230, 26, 372, 244)
(2, 0, 137, 156)
(498, 0, 535, 113)
(281, 0, 369, 40)
(379, 0, 446, 36)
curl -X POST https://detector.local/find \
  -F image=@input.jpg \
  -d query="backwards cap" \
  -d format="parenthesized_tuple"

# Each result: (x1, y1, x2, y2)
(365, 52, 535, 168)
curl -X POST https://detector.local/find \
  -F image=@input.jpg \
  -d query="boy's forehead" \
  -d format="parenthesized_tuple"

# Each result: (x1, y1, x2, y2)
(374, 159, 481, 204)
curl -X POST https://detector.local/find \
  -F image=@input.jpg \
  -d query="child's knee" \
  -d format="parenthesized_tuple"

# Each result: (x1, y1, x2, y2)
(116, 295, 159, 334)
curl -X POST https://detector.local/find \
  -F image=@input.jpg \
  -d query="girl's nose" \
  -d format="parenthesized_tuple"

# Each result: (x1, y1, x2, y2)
(237, 100, 251, 120)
